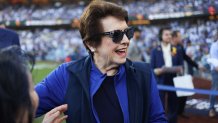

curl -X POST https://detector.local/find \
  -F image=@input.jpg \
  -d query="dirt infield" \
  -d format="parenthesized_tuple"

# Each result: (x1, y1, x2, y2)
(178, 115, 218, 123)
(178, 76, 218, 123)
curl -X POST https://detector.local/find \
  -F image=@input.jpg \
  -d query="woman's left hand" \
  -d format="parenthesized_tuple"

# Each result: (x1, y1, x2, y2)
(42, 104, 68, 123)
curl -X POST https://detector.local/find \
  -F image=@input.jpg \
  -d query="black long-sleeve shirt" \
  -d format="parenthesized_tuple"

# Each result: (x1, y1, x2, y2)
(177, 44, 198, 69)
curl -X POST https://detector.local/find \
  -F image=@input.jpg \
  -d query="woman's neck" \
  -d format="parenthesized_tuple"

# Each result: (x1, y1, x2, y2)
(93, 55, 118, 76)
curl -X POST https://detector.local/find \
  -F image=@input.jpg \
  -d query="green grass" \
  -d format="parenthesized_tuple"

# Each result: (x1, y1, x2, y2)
(32, 61, 60, 123)
(33, 116, 44, 123)
(32, 61, 59, 84)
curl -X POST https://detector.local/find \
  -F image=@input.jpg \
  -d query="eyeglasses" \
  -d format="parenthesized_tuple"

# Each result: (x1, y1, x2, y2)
(98, 27, 135, 43)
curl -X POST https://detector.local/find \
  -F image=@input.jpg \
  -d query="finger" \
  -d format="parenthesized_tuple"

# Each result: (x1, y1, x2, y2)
(47, 104, 68, 116)
(54, 115, 68, 123)
(57, 104, 68, 114)
(44, 111, 60, 123)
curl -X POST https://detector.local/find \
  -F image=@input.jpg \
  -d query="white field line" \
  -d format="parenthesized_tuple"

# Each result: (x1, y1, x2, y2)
(34, 63, 59, 70)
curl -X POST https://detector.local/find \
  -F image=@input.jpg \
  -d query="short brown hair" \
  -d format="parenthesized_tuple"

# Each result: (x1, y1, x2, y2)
(172, 30, 180, 38)
(158, 26, 171, 41)
(79, 0, 128, 52)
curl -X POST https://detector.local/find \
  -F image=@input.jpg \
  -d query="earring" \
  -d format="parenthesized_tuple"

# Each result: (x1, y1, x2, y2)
(91, 48, 95, 52)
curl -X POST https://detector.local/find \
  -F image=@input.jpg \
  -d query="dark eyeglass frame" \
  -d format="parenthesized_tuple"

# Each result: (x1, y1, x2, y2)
(98, 27, 135, 43)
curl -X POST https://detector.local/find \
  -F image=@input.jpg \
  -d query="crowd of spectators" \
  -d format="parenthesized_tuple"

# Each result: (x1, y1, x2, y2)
(0, 3, 84, 22)
(124, 0, 216, 16)
(1, 0, 217, 76)
(18, 29, 87, 61)
(17, 20, 217, 67)
(0, 0, 217, 22)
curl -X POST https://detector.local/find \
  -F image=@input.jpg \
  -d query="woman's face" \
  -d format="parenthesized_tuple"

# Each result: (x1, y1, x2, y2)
(93, 16, 130, 67)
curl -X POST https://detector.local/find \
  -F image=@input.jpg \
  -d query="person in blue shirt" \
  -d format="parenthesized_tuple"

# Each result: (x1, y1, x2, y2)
(0, 27, 20, 49)
(35, 1, 167, 123)
(208, 40, 218, 117)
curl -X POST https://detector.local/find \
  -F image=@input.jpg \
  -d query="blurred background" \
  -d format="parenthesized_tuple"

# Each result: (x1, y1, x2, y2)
(0, 0, 218, 123)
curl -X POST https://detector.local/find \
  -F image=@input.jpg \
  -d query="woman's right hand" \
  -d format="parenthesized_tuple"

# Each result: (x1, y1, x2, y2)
(42, 104, 68, 123)
(154, 68, 164, 75)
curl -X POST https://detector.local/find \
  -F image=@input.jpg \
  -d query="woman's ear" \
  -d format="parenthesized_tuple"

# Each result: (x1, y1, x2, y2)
(89, 46, 95, 52)
(86, 44, 96, 52)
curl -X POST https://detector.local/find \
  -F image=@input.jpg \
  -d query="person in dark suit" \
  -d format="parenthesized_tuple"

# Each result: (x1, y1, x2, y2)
(172, 31, 199, 70)
(171, 30, 203, 118)
(0, 28, 20, 49)
(151, 27, 183, 123)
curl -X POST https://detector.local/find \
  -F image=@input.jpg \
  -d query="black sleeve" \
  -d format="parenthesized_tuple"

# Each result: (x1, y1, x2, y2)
(181, 46, 199, 69)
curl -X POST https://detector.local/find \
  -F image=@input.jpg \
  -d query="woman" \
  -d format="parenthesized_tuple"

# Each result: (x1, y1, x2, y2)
(35, 1, 167, 123)
(0, 46, 67, 123)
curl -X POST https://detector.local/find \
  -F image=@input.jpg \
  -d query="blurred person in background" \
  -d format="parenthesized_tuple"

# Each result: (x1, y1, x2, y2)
(185, 40, 197, 75)
(151, 27, 183, 123)
(0, 23, 20, 49)
(0, 46, 68, 123)
(171, 30, 204, 118)
(0, 23, 36, 71)
(35, 1, 167, 123)
(65, 45, 85, 62)
(127, 27, 145, 62)
(208, 39, 218, 117)
(172, 31, 200, 70)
